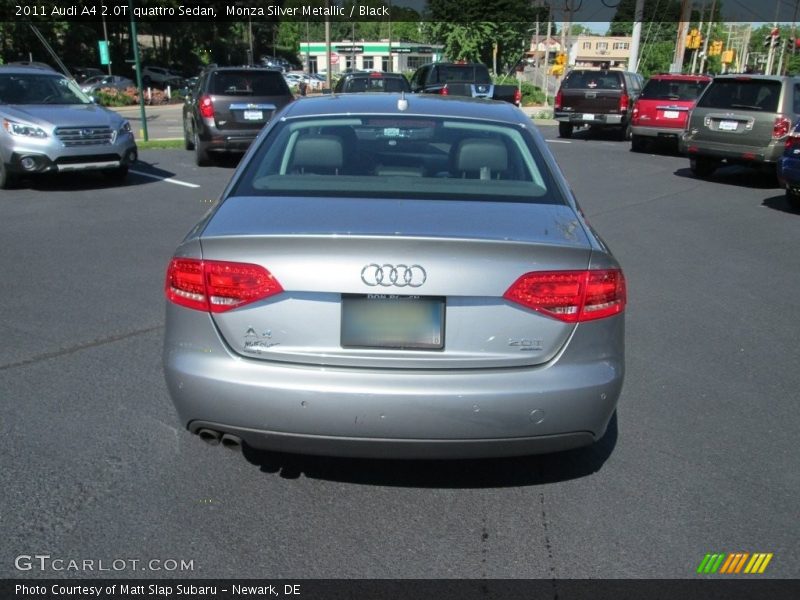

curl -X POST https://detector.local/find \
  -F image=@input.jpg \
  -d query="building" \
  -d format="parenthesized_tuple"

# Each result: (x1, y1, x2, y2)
(525, 36, 563, 66)
(300, 40, 444, 74)
(570, 35, 633, 69)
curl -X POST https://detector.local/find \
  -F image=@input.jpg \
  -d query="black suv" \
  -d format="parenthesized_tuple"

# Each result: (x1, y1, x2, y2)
(554, 68, 644, 139)
(183, 66, 294, 166)
(333, 71, 410, 93)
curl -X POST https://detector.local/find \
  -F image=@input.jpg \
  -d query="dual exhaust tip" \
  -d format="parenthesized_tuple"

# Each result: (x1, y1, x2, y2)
(197, 428, 242, 451)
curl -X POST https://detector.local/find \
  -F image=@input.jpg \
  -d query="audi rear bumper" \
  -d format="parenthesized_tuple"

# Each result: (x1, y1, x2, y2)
(163, 306, 624, 459)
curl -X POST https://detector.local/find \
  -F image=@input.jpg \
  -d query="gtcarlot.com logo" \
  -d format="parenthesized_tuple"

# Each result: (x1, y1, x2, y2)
(697, 552, 773, 574)
(14, 554, 194, 572)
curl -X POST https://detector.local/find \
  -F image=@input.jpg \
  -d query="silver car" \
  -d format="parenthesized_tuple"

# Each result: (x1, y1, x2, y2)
(0, 66, 137, 188)
(163, 94, 626, 459)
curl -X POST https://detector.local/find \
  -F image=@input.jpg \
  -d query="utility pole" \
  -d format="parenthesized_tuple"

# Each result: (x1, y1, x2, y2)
(691, 3, 705, 74)
(543, 19, 552, 106)
(629, 0, 645, 71)
(325, 0, 331, 89)
(672, 0, 692, 73)
(699, 0, 716, 74)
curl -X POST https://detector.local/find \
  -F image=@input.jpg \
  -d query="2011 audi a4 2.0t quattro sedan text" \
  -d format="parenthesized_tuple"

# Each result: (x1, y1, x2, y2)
(163, 94, 626, 459)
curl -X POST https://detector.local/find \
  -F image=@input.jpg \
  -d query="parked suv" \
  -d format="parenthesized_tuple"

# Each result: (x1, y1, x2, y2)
(630, 73, 711, 152)
(183, 66, 294, 166)
(0, 65, 137, 188)
(554, 68, 644, 139)
(679, 74, 800, 177)
(333, 71, 410, 93)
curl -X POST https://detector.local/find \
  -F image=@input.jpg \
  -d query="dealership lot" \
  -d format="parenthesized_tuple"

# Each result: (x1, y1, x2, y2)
(1, 130, 798, 578)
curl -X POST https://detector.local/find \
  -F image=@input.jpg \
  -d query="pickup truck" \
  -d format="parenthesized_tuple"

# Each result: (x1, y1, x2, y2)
(554, 68, 644, 140)
(409, 62, 521, 106)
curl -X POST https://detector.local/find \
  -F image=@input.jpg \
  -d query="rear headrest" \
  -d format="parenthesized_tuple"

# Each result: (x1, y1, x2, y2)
(290, 135, 343, 173)
(454, 138, 508, 175)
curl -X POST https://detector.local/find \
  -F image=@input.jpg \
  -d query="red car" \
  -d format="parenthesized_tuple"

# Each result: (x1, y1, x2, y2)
(630, 74, 711, 152)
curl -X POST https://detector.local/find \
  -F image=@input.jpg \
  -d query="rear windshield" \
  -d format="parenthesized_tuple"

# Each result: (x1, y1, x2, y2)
(343, 76, 410, 93)
(435, 66, 492, 84)
(209, 71, 289, 96)
(231, 115, 564, 205)
(562, 71, 623, 90)
(696, 79, 781, 112)
(640, 79, 709, 101)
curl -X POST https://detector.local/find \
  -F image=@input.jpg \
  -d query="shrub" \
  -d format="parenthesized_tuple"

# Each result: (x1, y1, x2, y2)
(493, 76, 545, 106)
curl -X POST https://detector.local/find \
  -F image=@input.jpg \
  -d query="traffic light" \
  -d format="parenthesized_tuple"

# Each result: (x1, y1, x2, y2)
(554, 53, 566, 66)
(686, 29, 702, 50)
(721, 50, 735, 64)
(709, 40, 723, 56)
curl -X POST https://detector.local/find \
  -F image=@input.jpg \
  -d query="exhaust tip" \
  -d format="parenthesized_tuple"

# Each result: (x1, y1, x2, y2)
(220, 433, 243, 451)
(197, 428, 221, 446)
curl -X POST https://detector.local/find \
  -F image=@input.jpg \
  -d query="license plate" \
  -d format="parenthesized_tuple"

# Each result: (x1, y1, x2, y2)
(341, 295, 444, 350)
(243, 110, 263, 121)
(663, 110, 680, 119)
(582, 113, 595, 121)
(719, 120, 738, 131)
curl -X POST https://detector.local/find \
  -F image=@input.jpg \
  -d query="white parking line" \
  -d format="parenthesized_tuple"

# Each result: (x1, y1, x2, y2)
(129, 169, 200, 188)
(545, 139, 572, 143)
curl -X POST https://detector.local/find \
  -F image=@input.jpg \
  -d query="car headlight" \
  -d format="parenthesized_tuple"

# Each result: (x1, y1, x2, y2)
(2, 119, 48, 139)
(119, 121, 131, 134)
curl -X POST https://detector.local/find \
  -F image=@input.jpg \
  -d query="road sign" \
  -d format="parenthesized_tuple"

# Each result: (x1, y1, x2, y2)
(98, 40, 110, 65)
(330, 53, 340, 65)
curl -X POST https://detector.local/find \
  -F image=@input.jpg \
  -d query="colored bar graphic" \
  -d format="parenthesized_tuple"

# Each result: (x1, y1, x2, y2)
(700, 552, 773, 575)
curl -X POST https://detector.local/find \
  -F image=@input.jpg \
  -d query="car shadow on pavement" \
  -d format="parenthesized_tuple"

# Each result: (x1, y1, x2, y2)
(14, 161, 177, 191)
(762, 193, 800, 214)
(673, 165, 781, 189)
(239, 414, 618, 489)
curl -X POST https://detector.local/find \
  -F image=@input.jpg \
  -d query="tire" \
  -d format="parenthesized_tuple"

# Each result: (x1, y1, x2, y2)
(689, 156, 718, 178)
(558, 122, 573, 139)
(787, 188, 800, 212)
(194, 128, 212, 167)
(102, 165, 128, 182)
(184, 117, 195, 150)
(620, 123, 632, 142)
(631, 135, 647, 153)
(0, 161, 16, 189)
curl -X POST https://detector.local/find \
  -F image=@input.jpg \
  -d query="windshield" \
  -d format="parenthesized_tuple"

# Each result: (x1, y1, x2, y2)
(436, 66, 492, 84)
(231, 115, 563, 205)
(640, 79, 709, 101)
(209, 71, 289, 96)
(696, 79, 781, 112)
(342, 77, 410, 93)
(0, 73, 92, 105)
(562, 71, 622, 90)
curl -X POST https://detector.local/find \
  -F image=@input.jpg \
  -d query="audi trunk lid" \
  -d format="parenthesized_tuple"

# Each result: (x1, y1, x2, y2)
(195, 196, 595, 370)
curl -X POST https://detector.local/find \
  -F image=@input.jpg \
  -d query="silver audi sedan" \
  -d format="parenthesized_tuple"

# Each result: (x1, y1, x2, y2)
(163, 94, 626, 459)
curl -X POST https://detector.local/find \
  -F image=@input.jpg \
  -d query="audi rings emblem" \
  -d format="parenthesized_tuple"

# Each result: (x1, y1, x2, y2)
(361, 263, 427, 288)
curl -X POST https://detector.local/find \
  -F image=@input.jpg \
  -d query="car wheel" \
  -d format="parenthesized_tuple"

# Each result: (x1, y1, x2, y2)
(558, 122, 573, 139)
(690, 156, 718, 178)
(631, 135, 647, 152)
(619, 123, 632, 141)
(194, 128, 212, 167)
(0, 161, 16, 190)
(787, 188, 800, 212)
(102, 165, 129, 182)
(184, 117, 195, 150)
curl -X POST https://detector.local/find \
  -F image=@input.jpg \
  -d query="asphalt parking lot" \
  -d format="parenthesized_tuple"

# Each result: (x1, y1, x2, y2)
(1, 127, 798, 583)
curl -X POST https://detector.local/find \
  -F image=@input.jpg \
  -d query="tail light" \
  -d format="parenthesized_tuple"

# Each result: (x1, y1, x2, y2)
(554, 89, 563, 110)
(513, 87, 522, 106)
(503, 269, 626, 323)
(772, 115, 792, 140)
(619, 92, 629, 113)
(631, 101, 640, 125)
(439, 84, 449, 96)
(785, 132, 800, 152)
(198, 94, 214, 119)
(165, 258, 283, 313)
